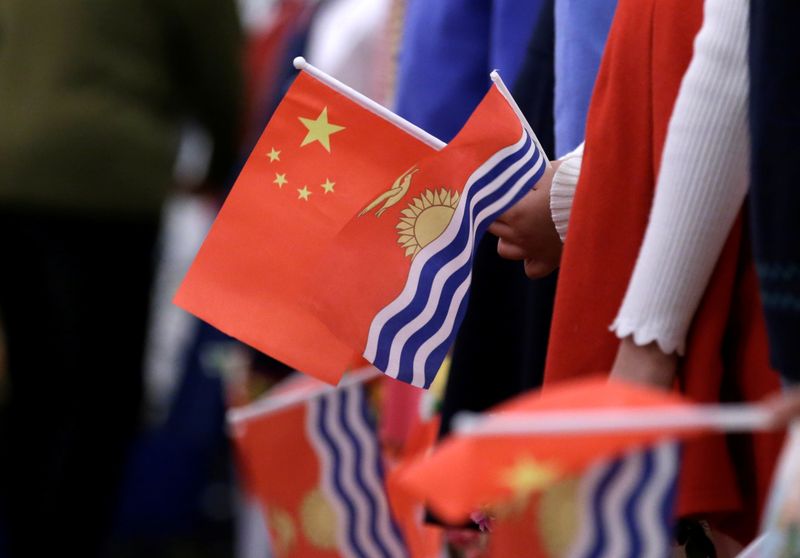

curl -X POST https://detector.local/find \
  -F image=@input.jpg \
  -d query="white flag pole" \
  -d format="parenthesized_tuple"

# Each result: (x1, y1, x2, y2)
(490, 69, 551, 168)
(293, 57, 446, 151)
(453, 404, 778, 437)
(227, 366, 382, 427)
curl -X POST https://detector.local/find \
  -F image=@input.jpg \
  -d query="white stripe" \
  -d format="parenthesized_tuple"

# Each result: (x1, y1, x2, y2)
(383, 138, 539, 385)
(568, 459, 615, 558)
(324, 390, 384, 558)
(305, 397, 352, 556)
(601, 451, 645, 558)
(408, 279, 471, 387)
(407, 153, 545, 385)
(363, 130, 528, 365)
(638, 442, 678, 558)
(343, 386, 406, 557)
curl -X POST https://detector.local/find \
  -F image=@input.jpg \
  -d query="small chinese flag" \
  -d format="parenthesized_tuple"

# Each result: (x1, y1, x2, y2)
(175, 70, 436, 383)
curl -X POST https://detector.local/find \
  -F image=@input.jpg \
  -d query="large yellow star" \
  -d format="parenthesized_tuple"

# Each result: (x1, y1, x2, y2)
(267, 147, 281, 162)
(501, 458, 559, 499)
(297, 186, 312, 201)
(320, 178, 335, 194)
(298, 107, 345, 153)
(274, 173, 288, 188)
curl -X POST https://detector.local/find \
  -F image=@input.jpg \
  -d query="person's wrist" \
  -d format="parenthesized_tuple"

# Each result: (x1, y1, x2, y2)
(609, 337, 677, 390)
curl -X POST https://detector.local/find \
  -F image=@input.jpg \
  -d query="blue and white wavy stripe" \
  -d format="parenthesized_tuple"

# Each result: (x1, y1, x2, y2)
(305, 385, 406, 558)
(568, 442, 680, 558)
(364, 128, 546, 388)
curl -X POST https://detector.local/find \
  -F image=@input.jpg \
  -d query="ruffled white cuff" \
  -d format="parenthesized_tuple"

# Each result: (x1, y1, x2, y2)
(610, 316, 687, 356)
(550, 142, 584, 242)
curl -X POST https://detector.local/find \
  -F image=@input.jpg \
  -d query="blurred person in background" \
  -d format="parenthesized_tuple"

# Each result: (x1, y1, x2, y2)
(0, 0, 243, 555)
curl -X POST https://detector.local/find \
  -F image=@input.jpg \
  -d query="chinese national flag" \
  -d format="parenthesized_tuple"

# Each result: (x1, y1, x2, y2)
(175, 71, 437, 384)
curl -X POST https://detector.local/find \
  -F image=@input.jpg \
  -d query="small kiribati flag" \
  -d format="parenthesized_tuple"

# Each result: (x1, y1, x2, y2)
(312, 79, 548, 388)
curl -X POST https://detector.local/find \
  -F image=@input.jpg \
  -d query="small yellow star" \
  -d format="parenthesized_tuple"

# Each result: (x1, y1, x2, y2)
(274, 173, 288, 188)
(501, 458, 559, 499)
(320, 178, 335, 194)
(299, 107, 345, 153)
(267, 148, 281, 162)
(297, 186, 312, 201)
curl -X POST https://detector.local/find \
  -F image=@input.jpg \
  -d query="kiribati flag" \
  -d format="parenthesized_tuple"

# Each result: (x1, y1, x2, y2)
(486, 442, 681, 558)
(313, 79, 548, 388)
(231, 375, 408, 558)
(566, 442, 680, 558)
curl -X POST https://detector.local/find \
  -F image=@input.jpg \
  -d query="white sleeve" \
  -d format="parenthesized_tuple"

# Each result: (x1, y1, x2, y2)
(610, 0, 750, 355)
(550, 142, 584, 242)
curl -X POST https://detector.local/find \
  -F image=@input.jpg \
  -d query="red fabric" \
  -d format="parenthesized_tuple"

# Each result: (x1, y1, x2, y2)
(311, 85, 525, 355)
(175, 71, 435, 384)
(399, 378, 702, 524)
(544, 0, 783, 541)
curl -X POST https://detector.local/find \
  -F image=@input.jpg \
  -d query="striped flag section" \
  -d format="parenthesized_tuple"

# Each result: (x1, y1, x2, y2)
(567, 441, 680, 558)
(309, 76, 549, 390)
(365, 109, 547, 388)
(306, 383, 407, 558)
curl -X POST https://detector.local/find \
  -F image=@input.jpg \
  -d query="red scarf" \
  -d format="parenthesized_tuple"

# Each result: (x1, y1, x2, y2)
(544, 0, 783, 541)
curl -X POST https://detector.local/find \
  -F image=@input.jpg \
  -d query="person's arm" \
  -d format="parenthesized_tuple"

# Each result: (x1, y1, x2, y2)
(610, 0, 750, 385)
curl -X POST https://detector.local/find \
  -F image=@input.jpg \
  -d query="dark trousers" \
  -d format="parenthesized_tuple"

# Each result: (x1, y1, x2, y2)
(749, 1, 800, 382)
(0, 209, 158, 557)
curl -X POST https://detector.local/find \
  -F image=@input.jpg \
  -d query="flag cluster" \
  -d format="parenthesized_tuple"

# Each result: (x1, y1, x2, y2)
(176, 66, 548, 389)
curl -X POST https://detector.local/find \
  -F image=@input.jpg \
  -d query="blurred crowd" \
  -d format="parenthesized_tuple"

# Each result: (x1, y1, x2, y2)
(1, 0, 799, 557)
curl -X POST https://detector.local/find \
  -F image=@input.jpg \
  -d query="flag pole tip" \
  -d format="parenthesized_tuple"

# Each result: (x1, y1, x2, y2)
(452, 411, 481, 434)
(490, 69, 501, 83)
(293, 56, 307, 70)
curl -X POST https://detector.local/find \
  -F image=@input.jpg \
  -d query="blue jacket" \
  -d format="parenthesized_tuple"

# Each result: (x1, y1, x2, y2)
(395, 0, 544, 142)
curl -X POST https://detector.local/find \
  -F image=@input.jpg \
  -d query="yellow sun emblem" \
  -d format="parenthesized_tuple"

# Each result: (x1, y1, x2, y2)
(396, 188, 460, 258)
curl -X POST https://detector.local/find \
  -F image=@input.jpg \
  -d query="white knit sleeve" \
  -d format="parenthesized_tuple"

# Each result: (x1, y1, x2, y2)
(550, 142, 584, 242)
(610, 0, 750, 355)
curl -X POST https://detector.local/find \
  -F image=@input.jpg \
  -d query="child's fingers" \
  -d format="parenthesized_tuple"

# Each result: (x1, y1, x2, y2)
(487, 221, 515, 239)
(497, 238, 526, 260)
(524, 258, 557, 279)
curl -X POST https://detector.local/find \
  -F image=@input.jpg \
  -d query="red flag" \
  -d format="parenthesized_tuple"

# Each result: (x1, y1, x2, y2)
(311, 84, 548, 388)
(397, 377, 707, 523)
(175, 70, 437, 384)
(231, 373, 411, 557)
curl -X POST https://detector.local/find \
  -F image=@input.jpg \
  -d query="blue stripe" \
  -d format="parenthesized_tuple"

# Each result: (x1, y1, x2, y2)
(415, 152, 545, 387)
(622, 450, 653, 558)
(658, 446, 679, 551)
(585, 459, 623, 558)
(372, 133, 545, 386)
(371, 134, 534, 376)
(357, 389, 407, 550)
(338, 389, 398, 558)
(395, 140, 543, 385)
(316, 396, 366, 557)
